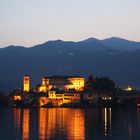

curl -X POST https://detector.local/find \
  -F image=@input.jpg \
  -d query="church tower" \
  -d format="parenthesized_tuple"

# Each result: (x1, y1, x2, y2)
(23, 75, 30, 92)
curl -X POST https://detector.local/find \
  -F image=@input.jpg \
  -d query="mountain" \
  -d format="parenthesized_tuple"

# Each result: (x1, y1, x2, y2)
(102, 37, 140, 50)
(0, 37, 140, 92)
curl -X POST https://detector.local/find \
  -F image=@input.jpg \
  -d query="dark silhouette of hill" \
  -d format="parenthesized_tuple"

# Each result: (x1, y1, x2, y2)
(0, 37, 140, 92)
(102, 37, 140, 50)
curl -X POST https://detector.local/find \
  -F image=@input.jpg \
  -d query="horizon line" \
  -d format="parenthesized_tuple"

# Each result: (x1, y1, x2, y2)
(1, 36, 140, 49)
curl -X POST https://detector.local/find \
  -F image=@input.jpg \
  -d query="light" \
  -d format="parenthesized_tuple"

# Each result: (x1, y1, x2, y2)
(125, 85, 133, 91)
(23, 75, 30, 92)
(14, 96, 22, 101)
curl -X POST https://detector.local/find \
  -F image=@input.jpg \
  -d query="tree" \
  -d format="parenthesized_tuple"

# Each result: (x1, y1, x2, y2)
(94, 77, 115, 91)
(86, 74, 94, 89)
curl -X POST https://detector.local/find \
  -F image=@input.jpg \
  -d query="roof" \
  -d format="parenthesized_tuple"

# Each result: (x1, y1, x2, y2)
(44, 75, 83, 79)
(49, 88, 64, 93)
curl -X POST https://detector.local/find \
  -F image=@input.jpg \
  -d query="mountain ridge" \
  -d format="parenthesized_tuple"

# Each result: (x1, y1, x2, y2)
(0, 37, 140, 92)
(1, 37, 140, 49)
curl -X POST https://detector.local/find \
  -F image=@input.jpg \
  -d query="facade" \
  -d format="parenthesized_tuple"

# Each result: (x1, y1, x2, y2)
(63, 92, 81, 103)
(48, 89, 81, 104)
(38, 76, 85, 93)
(66, 77, 85, 91)
(38, 77, 52, 92)
(23, 75, 30, 92)
(39, 97, 48, 107)
(48, 90, 63, 100)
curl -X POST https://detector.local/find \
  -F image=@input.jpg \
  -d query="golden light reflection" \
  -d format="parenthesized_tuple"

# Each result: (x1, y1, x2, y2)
(22, 109, 29, 140)
(39, 108, 56, 140)
(13, 108, 21, 128)
(67, 109, 85, 140)
(104, 108, 107, 136)
(39, 108, 47, 140)
(38, 108, 85, 140)
(109, 108, 112, 134)
(103, 108, 112, 136)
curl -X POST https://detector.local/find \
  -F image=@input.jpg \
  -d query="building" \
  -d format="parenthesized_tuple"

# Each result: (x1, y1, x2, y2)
(66, 77, 85, 91)
(48, 88, 81, 104)
(38, 75, 85, 93)
(23, 75, 30, 92)
(48, 89, 63, 100)
(63, 92, 81, 103)
(38, 77, 52, 92)
(81, 88, 97, 104)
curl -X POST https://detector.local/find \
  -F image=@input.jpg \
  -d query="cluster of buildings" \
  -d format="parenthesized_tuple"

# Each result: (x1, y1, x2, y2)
(12, 75, 93, 107)
(23, 75, 84, 93)
(11, 75, 140, 107)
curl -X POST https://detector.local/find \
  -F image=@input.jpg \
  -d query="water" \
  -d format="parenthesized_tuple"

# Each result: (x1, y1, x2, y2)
(0, 108, 140, 140)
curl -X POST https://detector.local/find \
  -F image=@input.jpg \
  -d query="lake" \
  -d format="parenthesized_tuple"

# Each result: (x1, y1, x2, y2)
(0, 108, 140, 140)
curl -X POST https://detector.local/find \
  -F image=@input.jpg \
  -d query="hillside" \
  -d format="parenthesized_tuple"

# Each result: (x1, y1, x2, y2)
(0, 37, 140, 92)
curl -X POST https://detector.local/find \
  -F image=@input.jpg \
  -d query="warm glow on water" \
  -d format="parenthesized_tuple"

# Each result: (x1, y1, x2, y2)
(38, 108, 85, 140)
(0, 108, 140, 139)
(22, 109, 29, 140)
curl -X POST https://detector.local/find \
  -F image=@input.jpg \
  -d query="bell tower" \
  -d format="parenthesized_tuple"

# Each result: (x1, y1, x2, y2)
(23, 75, 30, 92)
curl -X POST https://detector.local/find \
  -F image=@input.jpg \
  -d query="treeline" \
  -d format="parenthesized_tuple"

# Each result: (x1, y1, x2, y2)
(86, 75, 116, 91)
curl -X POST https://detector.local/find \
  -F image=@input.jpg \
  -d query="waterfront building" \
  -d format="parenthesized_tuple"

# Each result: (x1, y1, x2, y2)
(63, 92, 81, 103)
(48, 88, 81, 104)
(48, 89, 63, 100)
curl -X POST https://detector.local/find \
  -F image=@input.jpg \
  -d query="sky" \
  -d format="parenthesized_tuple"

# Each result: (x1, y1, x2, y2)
(0, 0, 140, 48)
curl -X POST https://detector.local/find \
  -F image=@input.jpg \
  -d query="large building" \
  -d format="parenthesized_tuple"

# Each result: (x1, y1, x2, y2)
(38, 76, 85, 92)
(48, 89, 81, 104)
(38, 77, 51, 92)
(23, 75, 30, 92)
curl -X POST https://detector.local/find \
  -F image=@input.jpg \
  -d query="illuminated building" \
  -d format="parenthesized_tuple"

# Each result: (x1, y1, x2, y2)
(38, 76, 85, 93)
(23, 75, 30, 92)
(48, 90, 63, 100)
(39, 97, 48, 107)
(13, 95, 22, 101)
(38, 77, 52, 92)
(48, 89, 81, 104)
(63, 92, 81, 103)
(66, 77, 85, 91)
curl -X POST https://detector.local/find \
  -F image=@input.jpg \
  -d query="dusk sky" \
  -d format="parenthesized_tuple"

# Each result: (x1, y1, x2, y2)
(0, 0, 140, 48)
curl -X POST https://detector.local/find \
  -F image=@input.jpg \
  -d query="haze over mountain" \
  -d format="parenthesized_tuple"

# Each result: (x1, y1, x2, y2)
(0, 37, 140, 92)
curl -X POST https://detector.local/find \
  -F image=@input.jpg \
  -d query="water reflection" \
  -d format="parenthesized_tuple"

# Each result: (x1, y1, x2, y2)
(39, 108, 47, 140)
(22, 109, 29, 140)
(102, 108, 112, 136)
(13, 108, 21, 128)
(38, 108, 85, 140)
(10, 108, 140, 140)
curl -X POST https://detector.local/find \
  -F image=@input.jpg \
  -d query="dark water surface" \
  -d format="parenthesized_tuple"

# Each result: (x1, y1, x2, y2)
(0, 108, 140, 140)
